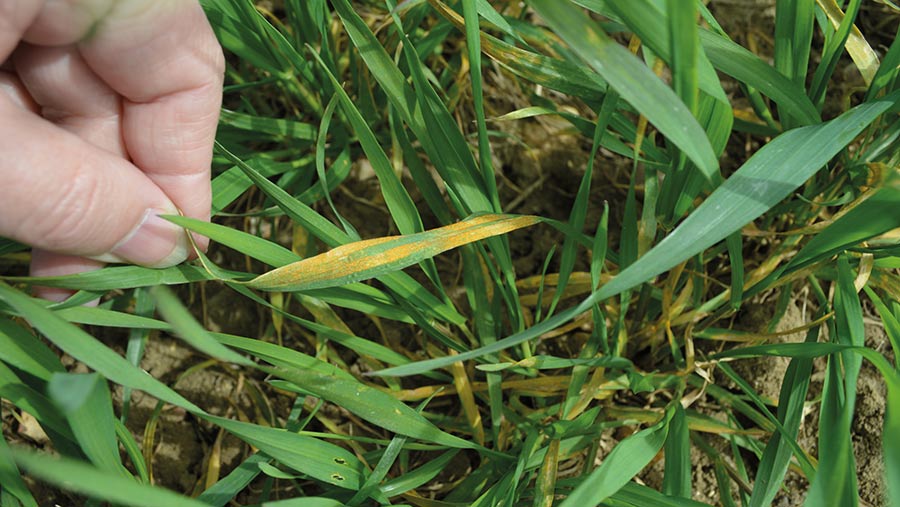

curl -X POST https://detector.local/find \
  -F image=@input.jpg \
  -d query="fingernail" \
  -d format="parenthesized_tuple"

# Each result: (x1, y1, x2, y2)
(92, 209, 188, 268)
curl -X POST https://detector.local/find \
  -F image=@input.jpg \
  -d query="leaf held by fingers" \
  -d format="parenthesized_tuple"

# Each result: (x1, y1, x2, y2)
(247, 214, 540, 292)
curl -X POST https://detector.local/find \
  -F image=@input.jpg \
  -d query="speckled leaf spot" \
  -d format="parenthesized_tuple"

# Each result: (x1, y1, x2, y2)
(246, 213, 541, 292)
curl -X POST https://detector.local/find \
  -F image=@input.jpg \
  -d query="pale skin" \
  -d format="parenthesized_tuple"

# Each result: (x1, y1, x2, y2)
(0, 0, 224, 300)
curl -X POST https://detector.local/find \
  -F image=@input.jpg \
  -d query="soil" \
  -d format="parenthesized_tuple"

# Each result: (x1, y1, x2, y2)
(792, 317, 891, 507)
(117, 338, 252, 493)
(632, 298, 891, 506)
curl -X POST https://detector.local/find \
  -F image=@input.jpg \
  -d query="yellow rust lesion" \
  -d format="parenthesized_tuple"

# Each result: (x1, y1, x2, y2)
(248, 214, 541, 290)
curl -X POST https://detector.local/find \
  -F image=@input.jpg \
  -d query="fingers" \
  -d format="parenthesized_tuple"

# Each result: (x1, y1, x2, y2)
(11, 45, 124, 301)
(0, 70, 38, 112)
(13, 44, 124, 156)
(0, 1, 42, 61)
(0, 95, 189, 267)
(0, 72, 87, 302)
(0, 0, 221, 271)
(77, 0, 224, 229)
(29, 251, 104, 304)
(20, 0, 109, 46)
(21, 0, 223, 250)
(0, 69, 104, 301)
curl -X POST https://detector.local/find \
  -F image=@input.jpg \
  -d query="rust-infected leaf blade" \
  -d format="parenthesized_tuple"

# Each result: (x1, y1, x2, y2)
(247, 214, 541, 292)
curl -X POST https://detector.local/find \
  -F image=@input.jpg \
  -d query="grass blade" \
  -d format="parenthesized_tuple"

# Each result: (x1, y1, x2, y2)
(0, 283, 366, 489)
(219, 140, 465, 324)
(886, 373, 900, 507)
(227, 283, 420, 367)
(530, 0, 719, 182)
(332, 0, 493, 214)
(213, 332, 354, 379)
(774, 0, 815, 127)
(316, 95, 360, 240)
(862, 287, 900, 368)
(121, 287, 154, 425)
(0, 362, 74, 444)
(0, 317, 65, 382)
(348, 397, 440, 504)
(559, 406, 672, 506)
(698, 30, 820, 126)
(50, 306, 169, 331)
(268, 366, 484, 451)
(611, 481, 711, 507)
(196, 453, 269, 507)
(866, 23, 900, 100)
(663, 403, 690, 498)
(0, 429, 37, 507)
(206, 415, 363, 489)
(430, 0, 609, 99)
(378, 450, 461, 497)
(782, 177, 900, 273)
(816, 0, 878, 89)
(218, 109, 316, 141)
(149, 286, 254, 366)
(748, 320, 819, 506)
(11, 449, 208, 507)
(462, 0, 501, 208)
(258, 499, 346, 507)
(375, 88, 899, 377)
(806, 256, 864, 506)
(382, 0, 524, 329)
(218, 140, 348, 247)
(47, 373, 128, 477)
(809, 0, 863, 106)
(601, 0, 727, 104)
(774, 0, 815, 87)
(726, 232, 744, 310)
(164, 215, 300, 268)
(551, 92, 617, 318)
(308, 49, 424, 236)
(0, 282, 203, 413)
(115, 418, 148, 484)
(667, 0, 699, 114)
(1, 264, 225, 291)
(247, 214, 540, 291)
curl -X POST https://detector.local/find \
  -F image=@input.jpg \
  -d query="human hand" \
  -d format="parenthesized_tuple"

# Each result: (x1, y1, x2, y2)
(0, 0, 224, 300)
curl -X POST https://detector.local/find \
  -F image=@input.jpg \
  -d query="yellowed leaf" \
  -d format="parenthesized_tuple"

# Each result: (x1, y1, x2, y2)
(247, 214, 541, 291)
(817, 0, 880, 85)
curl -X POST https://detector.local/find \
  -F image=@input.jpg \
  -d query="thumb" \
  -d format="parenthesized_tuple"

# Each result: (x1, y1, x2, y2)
(0, 95, 189, 267)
